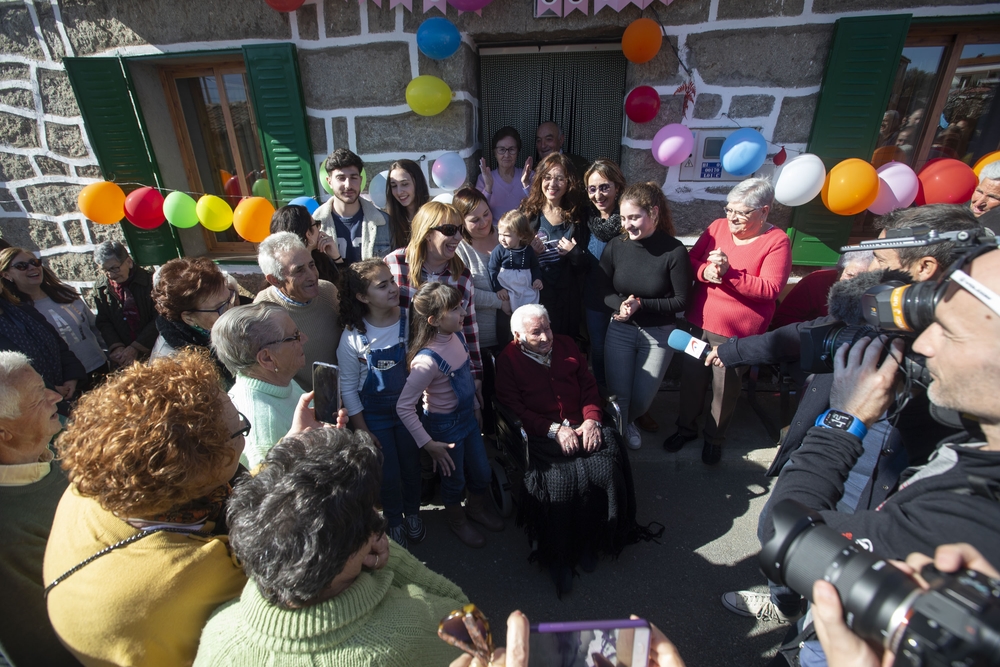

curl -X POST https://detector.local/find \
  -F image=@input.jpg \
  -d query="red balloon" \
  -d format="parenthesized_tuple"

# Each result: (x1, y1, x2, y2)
(625, 86, 661, 124)
(773, 146, 787, 167)
(123, 187, 165, 230)
(917, 158, 978, 205)
(265, 0, 305, 11)
(448, 0, 492, 9)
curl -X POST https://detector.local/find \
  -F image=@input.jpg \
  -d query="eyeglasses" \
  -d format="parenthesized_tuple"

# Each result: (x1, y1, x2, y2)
(724, 207, 759, 220)
(9, 258, 42, 271)
(189, 289, 237, 317)
(101, 259, 130, 276)
(542, 175, 567, 185)
(230, 411, 251, 440)
(495, 147, 517, 155)
(262, 330, 302, 347)
(587, 183, 613, 195)
(309, 221, 321, 230)
(438, 604, 494, 665)
(431, 224, 462, 237)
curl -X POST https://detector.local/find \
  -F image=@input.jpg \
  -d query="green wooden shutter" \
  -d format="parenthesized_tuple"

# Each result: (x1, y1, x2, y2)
(63, 57, 183, 266)
(787, 15, 911, 265)
(243, 44, 317, 206)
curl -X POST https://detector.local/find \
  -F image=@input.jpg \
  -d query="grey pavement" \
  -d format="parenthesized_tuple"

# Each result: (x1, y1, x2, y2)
(409, 384, 797, 667)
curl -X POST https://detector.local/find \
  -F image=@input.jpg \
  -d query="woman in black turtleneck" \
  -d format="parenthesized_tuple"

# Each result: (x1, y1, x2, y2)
(598, 182, 691, 451)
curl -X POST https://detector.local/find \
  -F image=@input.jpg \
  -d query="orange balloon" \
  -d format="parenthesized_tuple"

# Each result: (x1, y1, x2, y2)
(232, 196, 275, 243)
(78, 181, 126, 225)
(220, 169, 233, 185)
(973, 151, 1000, 178)
(870, 145, 905, 169)
(622, 18, 663, 64)
(821, 158, 880, 216)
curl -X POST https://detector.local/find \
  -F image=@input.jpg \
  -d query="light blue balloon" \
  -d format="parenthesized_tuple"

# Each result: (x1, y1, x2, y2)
(289, 196, 319, 214)
(417, 17, 461, 60)
(721, 128, 768, 177)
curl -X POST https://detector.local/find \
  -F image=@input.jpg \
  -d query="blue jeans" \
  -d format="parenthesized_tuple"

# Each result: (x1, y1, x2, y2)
(585, 308, 610, 388)
(368, 405, 421, 526)
(604, 320, 675, 424)
(422, 408, 491, 505)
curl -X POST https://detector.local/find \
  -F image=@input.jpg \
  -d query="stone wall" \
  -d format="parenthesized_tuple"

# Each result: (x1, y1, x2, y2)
(0, 0, 995, 286)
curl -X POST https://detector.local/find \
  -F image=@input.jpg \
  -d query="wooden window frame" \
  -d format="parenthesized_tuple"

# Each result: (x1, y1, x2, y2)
(159, 58, 258, 255)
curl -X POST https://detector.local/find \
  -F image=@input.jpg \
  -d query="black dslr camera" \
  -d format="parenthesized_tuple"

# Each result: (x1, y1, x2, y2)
(761, 499, 1000, 667)
(800, 226, 999, 383)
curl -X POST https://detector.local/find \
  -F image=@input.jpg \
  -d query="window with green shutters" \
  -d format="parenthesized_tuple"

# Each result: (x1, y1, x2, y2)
(64, 43, 316, 260)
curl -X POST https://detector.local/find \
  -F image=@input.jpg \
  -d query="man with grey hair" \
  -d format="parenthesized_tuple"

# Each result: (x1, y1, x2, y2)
(254, 232, 340, 391)
(92, 241, 157, 366)
(971, 160, 1000, 219)
(0, 352, 78, 666)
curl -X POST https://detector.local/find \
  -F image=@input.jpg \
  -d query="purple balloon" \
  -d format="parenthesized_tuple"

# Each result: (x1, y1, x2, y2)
(651, 124, 694, 167)
(868, 161, 919, 215)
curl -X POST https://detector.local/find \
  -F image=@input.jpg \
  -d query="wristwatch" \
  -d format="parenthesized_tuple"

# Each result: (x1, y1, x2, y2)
(815, 409, 868, 440)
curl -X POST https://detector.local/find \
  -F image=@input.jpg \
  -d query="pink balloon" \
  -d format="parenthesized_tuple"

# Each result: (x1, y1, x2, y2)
(651, 123, 694, 167)
(868, 161, 918, 215)
(449, 0, 492, 9)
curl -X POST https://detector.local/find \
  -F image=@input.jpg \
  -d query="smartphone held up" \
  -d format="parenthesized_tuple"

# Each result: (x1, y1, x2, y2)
(312, 362, 341, 424)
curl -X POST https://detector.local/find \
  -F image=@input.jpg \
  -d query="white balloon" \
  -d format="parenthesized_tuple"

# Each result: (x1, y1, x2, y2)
(432, 152, 468, 191)
(774, 153, 827, 207)
(868, 161, 918, 215)
(368, 170, 390, 210)
(432, 193, 454, 204)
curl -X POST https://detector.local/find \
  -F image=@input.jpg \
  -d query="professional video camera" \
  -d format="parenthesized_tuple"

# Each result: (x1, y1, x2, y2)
(761, 499, 1000, 667)
(800, 225, 999, 383)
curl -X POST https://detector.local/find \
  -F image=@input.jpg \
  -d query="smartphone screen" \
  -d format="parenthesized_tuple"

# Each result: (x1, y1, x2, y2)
(528, 620, 650, 667)
(312, 362, 341, 424)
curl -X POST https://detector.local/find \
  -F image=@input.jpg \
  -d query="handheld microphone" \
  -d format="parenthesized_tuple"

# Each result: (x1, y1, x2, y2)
(667, 329, 710, 361)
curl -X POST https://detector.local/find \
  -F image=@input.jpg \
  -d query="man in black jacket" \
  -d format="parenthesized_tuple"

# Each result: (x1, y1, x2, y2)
(718, 204, 986, 621)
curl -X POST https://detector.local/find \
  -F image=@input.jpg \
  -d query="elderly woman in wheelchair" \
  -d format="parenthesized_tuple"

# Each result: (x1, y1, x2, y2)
(493, 303, 642, 597)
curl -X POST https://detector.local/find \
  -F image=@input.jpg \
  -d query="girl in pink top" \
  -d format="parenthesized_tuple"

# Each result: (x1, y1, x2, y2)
(396, 282, 503, 548)
(666, 178, 792, 466)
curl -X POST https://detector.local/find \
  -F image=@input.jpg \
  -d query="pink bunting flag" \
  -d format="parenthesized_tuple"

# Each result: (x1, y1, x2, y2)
(389, 0, 412, 9)
(636, 0, 656, 7)
(593, 0, 617, 12)
(659, 0, 674, 4)
(564, 0, 587, 14)
(424, 0, 447, 13)
(537, 0, 562, 16)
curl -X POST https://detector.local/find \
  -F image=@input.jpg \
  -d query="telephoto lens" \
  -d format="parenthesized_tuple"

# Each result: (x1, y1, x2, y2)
(863, 281, 941, 333)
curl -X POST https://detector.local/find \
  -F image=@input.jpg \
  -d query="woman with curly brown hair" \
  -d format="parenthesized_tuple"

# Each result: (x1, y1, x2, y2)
(41, 349, 251, 667)
(519, 152, 588, 338)
(151, 257, 239, 388)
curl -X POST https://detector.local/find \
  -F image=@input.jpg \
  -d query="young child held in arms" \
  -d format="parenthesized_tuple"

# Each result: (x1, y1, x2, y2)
(488, 210, 543, 311)
(337, 258, 424, 550)
(396, 282, 504, 548)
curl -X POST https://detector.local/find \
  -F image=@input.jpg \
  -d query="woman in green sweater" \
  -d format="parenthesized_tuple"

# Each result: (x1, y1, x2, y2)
(194, 427, 469, 667)
(211, 303, 307, 469)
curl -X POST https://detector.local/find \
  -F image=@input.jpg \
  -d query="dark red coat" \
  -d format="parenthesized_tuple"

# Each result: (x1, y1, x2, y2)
(494, 335, 603, 438)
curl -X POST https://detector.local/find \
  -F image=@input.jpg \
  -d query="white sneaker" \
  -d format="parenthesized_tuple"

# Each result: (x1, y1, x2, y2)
(625, 423, 642, 450)
(721, 590, 801, 623)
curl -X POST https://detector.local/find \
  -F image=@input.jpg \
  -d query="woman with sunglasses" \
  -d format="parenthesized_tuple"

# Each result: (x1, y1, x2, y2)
(477, 126, 529, 220)
(93, 241, 158, 368)
(0, 255, 85, 406)
(151, 257, 240, 389)
(666, 177, 791, 465)
(269, 204, 341, 284)
(519, 152, 588, 338)
(0, 247, 108, 392)
(384, 202, 484, 387)
(211, 302, 308, 470)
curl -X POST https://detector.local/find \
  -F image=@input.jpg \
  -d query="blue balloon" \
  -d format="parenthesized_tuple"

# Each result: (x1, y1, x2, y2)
(288, 196, 319, 214)
(721, 128, 768, 177)
(417, 17, 461, 60)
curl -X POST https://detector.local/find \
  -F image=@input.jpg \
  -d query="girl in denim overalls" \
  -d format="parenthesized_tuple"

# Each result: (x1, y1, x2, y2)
(337, 259, 424, 549)
(396, 282, 504, 548)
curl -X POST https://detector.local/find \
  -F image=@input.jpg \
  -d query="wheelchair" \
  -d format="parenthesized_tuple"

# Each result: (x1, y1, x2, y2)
(488, 390, 625, 518)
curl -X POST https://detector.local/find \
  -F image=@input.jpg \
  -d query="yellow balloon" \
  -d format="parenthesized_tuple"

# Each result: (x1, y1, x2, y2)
(973, 151, 1000, 178)
(406, 75, 452, 117)
(821, 158, 879, 216)
(78, 181, 126, 225)
(196, 194, 234, 232)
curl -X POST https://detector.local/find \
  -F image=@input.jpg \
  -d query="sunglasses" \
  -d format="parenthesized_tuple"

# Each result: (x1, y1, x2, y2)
(9, 258, 42, 271)
(230, 411, 251, 440)
(438, 604, 494, 665)
(431, 224, 462, 237)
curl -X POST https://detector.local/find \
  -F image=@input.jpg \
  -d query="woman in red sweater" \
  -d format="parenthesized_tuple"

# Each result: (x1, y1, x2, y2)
(664, 178, 792, 465)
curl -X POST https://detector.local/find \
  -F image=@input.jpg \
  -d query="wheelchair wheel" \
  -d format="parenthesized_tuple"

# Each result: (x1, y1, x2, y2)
(489, 459, 514, 518)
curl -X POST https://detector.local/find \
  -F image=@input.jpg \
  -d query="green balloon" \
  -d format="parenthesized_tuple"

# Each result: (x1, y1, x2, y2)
(319, 163, 368, 194)
(252, 178, 273, 199)
(162, 191, 199, 229)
